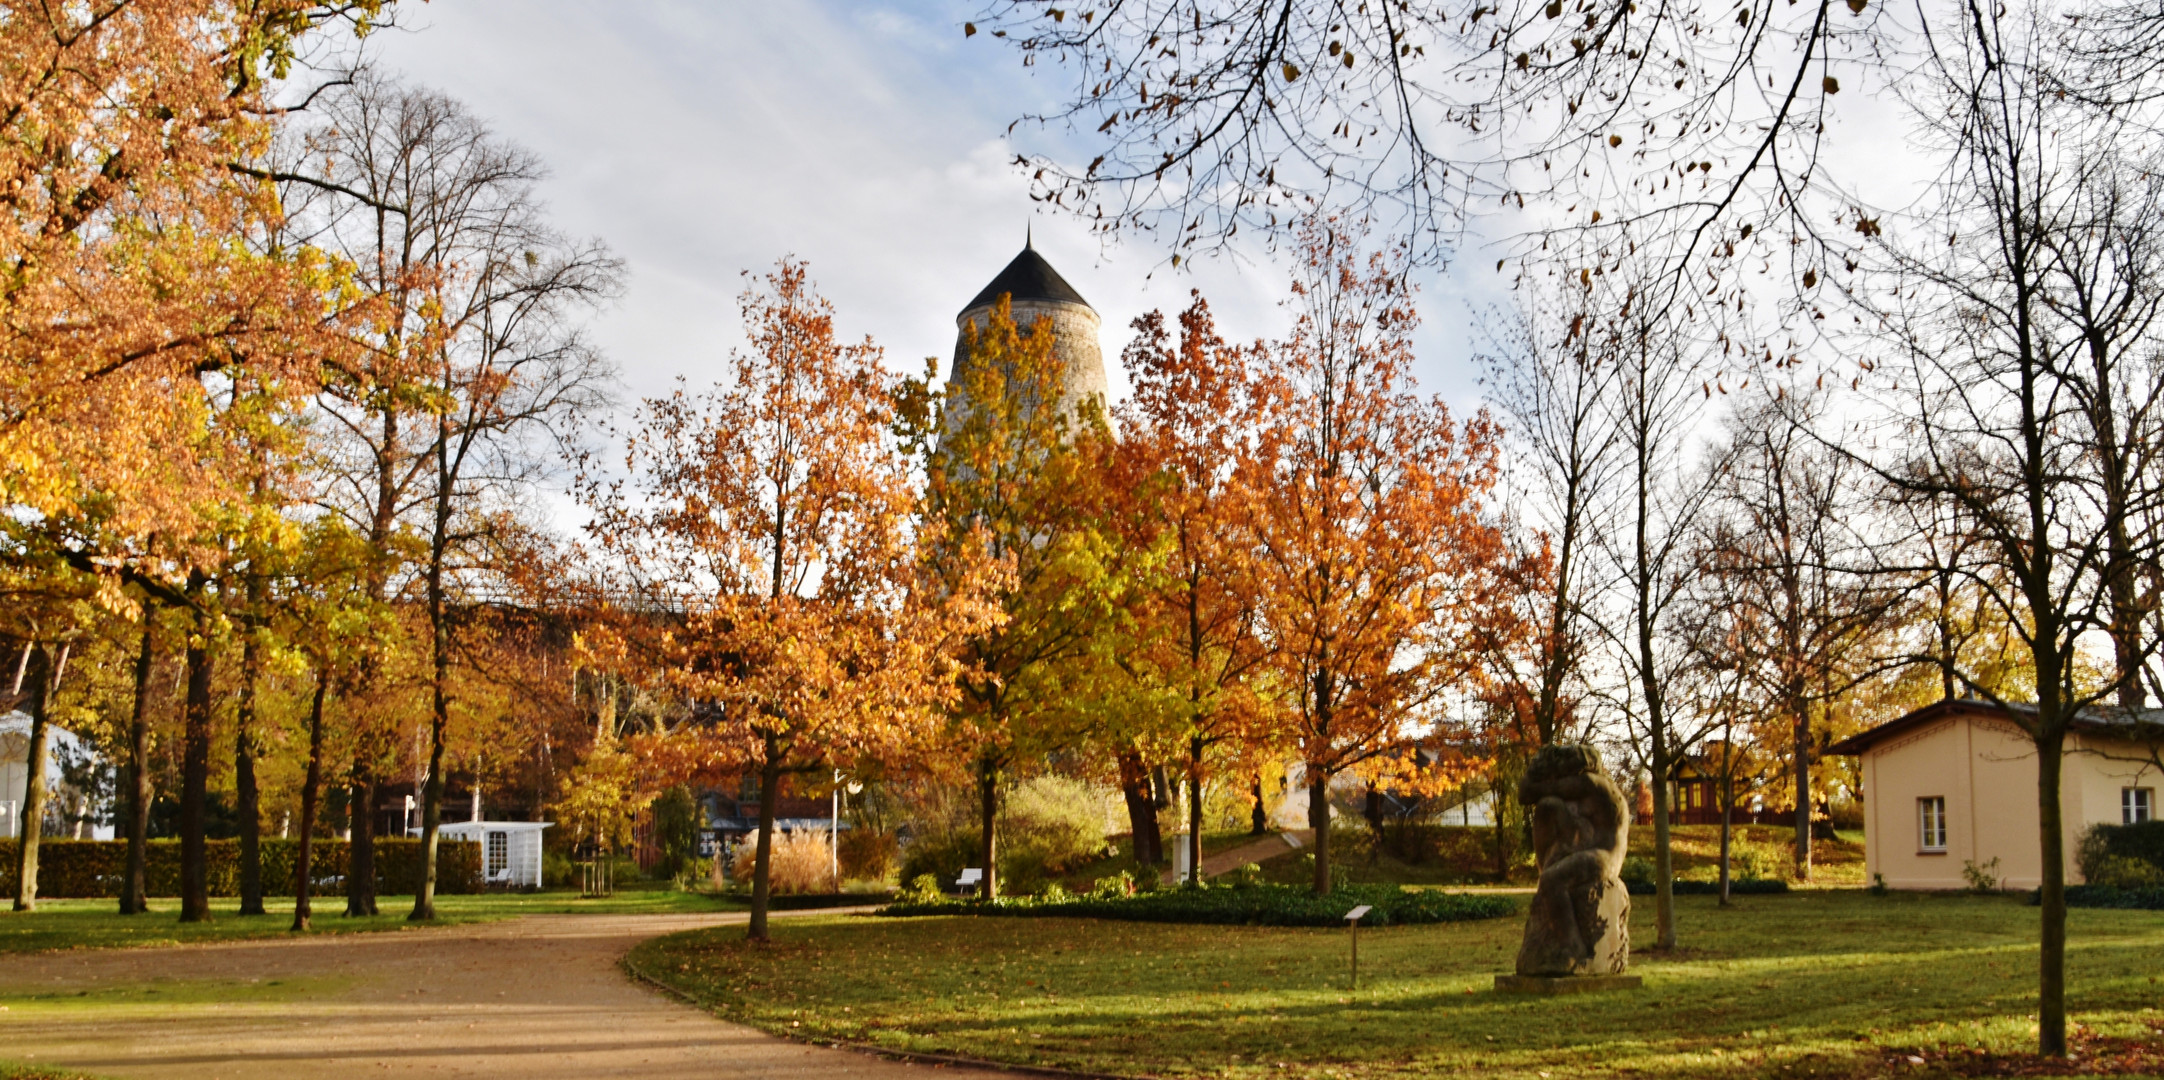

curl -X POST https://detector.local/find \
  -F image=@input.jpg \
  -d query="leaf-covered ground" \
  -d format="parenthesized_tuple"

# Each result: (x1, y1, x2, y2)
(627, 891, 2164, 1079)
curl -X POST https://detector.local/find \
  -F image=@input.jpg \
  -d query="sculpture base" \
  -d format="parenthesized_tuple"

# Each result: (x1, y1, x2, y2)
(1494, 974, 1642, 995)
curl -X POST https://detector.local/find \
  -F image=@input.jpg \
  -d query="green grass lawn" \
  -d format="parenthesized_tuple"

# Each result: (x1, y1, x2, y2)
(627, 891, 2164, 1079)
(0, 888, 743, 954)
(1, 1065, 100, 1080)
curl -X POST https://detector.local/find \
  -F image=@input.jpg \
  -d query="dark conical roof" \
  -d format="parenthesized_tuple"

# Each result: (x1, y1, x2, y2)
(959, 240, 1092, 317)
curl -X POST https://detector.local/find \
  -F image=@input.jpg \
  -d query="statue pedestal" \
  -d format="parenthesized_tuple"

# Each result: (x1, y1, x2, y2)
(1494, 974, 1642, 994)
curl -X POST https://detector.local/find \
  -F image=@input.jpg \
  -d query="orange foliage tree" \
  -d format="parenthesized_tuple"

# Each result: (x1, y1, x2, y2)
(583, 261, 997, 940)
(924, 297, 1132, 901)
(1110, 294, 1280, 883)
(1240, 220, 1515, 894)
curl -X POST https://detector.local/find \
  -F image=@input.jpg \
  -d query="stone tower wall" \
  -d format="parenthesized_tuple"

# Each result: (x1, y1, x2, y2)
(951, 298, 1109, 423)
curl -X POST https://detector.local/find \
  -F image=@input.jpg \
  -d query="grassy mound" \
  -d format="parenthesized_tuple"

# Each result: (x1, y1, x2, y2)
(880, 882, 1515, 927)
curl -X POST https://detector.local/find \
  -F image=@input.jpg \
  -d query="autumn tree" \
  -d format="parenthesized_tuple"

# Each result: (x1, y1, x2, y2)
(586, 261, 994, 939)
(1109, 295, 1279, 884)
(1239, 218, 1511, 895)
(1696, 391, 1891, 880)
(924, 288, 1144, 900)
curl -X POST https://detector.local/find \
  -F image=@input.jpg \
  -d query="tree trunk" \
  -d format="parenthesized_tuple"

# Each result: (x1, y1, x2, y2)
(2036, 732, 2068, 1056)
(1718, 725, 1734, 908)
(1792, 698, 1813, 883)
(235, 625, 265, 916)
(1250, 776, 1268, 836)
(1119, 751, 1162, 866)
(121, 624, 154, 915)
(1308, 770, 1332, 895)
(1186, 736, 1205, 886)
(180, 607, 215, 924)
(345, 773, 378, 916)
(409, 699, 447, 921)
(412, 469, 455, 922)
(1650, 723, 1676, 950)
(293, 673, 329, 932)
(747, 751, 782, 941)
(11, 645, 56, 912)
(978, 754, 1001, 901)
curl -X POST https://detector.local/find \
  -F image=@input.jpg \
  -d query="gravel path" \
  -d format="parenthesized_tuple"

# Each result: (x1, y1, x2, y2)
(0, 910, 1012, 1080)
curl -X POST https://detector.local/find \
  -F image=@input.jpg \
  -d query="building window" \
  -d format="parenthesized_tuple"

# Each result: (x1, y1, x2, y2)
(2127, 787, 2155, 825)
(487, 831, 509, 877)
(1919, 797, 1948, 852)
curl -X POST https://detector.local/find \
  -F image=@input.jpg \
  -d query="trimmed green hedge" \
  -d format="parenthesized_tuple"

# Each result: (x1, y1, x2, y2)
(2058, 884, 2164, 911)
(880, 882, 1516, 927)
(0, 838, 480, 898)
(1627, 878, 1789, 896)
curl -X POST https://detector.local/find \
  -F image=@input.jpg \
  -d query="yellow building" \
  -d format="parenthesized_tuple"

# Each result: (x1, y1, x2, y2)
(1829, 699, 2162, 889)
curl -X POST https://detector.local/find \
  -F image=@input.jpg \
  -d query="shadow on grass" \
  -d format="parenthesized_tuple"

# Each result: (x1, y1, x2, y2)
(629, 892, 2164, 1080)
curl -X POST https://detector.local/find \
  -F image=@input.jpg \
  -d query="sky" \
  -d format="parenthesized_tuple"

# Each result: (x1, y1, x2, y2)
(363, 1, 1502, 416)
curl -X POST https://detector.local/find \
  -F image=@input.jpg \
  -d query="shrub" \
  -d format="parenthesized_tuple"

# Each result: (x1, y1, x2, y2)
(896, 826, 978, 888)
(730, 827, 835, 895)
(839, 827, 899, 882)
(1619, 856, 1654, 887)
(2077, 822, 2164, 886)
(998, 775, 1118, 885)
(897, 873, 944, 905)
(0, 838, 480, 898)
(1729, 844, 1785, 882)
(879, 881, 1516, 927)
(1089, 870, 1136, 898)
(1962, 856, 2003, 892)
(894, 776, 1118, 892)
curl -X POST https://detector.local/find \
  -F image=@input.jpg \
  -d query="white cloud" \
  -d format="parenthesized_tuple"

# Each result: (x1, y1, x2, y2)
(365, 0, 1497, 416)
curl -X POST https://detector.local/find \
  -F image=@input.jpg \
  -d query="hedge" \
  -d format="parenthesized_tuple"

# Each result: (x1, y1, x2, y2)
(2056, 884, 2164, 911)
(1627, 878, 1789, 896)
(0, 838, 481, 899)
(2084, 820, 2164, 870)
(880, 882, 1517, 927)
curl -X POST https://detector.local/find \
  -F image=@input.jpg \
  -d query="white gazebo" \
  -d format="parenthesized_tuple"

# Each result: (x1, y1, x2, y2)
(437, 821, 551, 889)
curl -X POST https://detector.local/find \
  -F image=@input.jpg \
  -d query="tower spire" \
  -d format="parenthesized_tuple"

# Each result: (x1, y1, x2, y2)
(1026, 221, 1033, 250)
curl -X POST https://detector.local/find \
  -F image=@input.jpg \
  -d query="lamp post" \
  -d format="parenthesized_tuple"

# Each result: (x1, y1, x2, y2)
(830, 769, 841, 891)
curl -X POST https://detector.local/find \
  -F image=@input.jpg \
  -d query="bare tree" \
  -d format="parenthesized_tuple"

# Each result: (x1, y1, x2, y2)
(281, 72, 620, 920)
(1478, 288, 1623, 747)
(1581, 285, 1724, 951)
(1850, 1, 2164, 1053)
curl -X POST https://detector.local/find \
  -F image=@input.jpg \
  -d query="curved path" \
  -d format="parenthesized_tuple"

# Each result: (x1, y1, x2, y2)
(0, 911, 1011, 1079)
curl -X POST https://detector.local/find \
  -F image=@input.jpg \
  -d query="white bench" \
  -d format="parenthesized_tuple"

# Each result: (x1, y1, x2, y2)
(954, 867, 983, 892)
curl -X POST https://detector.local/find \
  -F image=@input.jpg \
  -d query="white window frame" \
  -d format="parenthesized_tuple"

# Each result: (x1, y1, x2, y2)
(486, 830, 510, 878)
(1919, 796, 1948, 853)
(2125, 787, 2155, 825)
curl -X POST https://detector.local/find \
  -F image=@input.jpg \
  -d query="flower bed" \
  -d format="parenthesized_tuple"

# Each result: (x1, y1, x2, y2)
(879, 881, 1516, 927)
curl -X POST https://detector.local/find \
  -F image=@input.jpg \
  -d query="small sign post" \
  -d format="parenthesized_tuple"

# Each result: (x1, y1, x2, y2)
(1344, 904, 1373, 990)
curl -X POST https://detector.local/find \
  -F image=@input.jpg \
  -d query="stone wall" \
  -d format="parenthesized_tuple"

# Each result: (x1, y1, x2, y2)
(951, 298, 1110, 427)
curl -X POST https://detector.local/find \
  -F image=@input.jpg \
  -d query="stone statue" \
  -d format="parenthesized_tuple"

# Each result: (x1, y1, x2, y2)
(1513, 743, 1631, 978)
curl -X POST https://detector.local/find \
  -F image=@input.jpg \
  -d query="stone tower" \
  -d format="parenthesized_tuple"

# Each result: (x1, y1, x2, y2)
(948, 236, 1110, 424)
